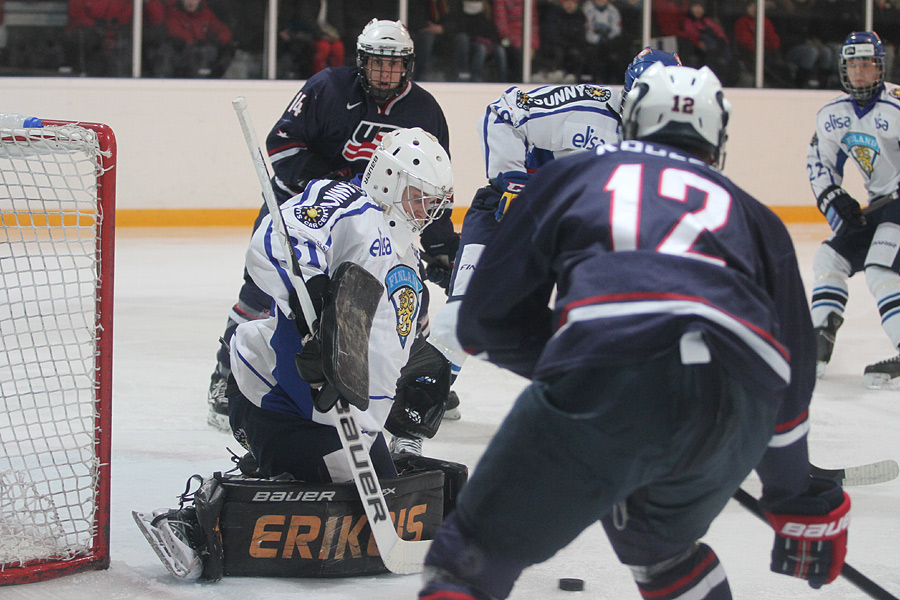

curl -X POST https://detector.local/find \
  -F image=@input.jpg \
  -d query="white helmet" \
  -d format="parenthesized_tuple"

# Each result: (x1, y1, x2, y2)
(357, 19, 415, 102)
(362, 128, 453, 246)
(621, 64, 731, 168)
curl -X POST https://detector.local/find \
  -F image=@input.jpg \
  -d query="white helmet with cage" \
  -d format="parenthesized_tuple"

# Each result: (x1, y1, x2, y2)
(621, 64, 731, 168)
(356, 19, 415, 103)
(362, 128, 453, 247)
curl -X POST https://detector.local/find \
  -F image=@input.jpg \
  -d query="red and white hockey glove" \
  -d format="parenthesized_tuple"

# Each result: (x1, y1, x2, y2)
(763, 477, 850, 588)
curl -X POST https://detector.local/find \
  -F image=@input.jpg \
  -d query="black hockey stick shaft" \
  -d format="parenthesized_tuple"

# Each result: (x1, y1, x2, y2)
(733, 487, 899, 600)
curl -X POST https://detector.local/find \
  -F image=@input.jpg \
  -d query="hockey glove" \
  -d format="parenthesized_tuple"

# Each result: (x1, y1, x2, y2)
(490, 170, 530, 221)
(818, 185, 866, 233)
(295, 336, 326, 389)
(421, 229, 460, 294)
(762, 476, 851, 588)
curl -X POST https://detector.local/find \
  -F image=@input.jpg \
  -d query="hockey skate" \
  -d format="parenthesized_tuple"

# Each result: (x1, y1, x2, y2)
(207, 370, 230, 433)
(134, 474, 225, 582)
(390, 435, 423, 457)
(442, 390, 461, 421)
(815, 312, 843, 378)
(863, 353, 900, 389)
(133, 506, 204, 581)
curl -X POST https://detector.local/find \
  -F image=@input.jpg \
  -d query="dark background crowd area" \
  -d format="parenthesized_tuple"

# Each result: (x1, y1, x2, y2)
(0, 0, 895, 88)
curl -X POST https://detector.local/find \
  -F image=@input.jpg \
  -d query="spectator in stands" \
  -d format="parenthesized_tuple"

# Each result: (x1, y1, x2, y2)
(733, 0, 786, 86)
(277, 0, 345, 79)
(209, 0, 268, 78)
(450, 0, 508, 81)
(818, 0, 862, 87)
(66, 0, 133, 77)
(679, 0, 735, 84)
(149, 0, 234, 78)
(494, 0, 540, 81)
(583, 0, 626, 83)
(409, 0, 458, 81)
(653, 0, 689, 39)
(771, 0, 833, 87)
(536, 0, 587, 83)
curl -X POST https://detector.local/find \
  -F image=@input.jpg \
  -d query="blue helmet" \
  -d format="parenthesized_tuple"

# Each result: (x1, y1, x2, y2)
(840, 31, 885, 104)
(622, 48, 682, 111)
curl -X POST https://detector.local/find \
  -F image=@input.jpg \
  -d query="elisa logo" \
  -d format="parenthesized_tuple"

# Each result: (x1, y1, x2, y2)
(369, 230, 393, 257)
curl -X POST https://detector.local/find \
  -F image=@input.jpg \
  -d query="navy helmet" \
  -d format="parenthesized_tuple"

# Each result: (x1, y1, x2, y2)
(622, 48, 683, 111)
(840, 31, 885, 104)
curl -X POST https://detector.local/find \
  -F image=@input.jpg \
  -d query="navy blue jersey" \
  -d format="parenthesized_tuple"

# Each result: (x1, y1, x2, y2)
(458, 140, 816, 494)
(266, 66, 451, 200)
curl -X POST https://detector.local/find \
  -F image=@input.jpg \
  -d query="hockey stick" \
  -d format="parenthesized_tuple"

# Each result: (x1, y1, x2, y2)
(231, 97, 430, 574)
(810, 460, 900, 486)
(733, 487, 899, 600)
(863, 191, 899, 215)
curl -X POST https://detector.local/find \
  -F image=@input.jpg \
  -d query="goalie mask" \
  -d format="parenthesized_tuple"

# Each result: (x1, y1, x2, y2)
(362, 128, 453, 248)
(621, 47, 682, 113)
(840, 31, 885, 105)
(622, 64, 731, 169)
(357, 19, 415, 103)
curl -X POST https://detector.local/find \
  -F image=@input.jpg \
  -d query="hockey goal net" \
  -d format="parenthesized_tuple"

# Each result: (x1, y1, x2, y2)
(0, 120, 115, 584)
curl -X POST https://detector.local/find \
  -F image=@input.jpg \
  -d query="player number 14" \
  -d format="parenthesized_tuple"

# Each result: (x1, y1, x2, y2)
(605, 164, 731, 266)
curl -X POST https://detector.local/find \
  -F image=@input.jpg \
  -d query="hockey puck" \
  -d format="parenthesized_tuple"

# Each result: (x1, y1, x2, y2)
(558, 578, 585, 591)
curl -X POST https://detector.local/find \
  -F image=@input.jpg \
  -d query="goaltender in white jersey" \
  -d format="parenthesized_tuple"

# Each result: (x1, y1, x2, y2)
(807, 31, 900, 387)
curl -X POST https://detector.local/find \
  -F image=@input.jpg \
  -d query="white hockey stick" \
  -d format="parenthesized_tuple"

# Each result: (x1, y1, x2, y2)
(810, 459, 899, 486)
(231, 96, 430, 574)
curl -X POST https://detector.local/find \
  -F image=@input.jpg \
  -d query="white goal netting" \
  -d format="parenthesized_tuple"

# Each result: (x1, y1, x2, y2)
(0, 123, 111, 571)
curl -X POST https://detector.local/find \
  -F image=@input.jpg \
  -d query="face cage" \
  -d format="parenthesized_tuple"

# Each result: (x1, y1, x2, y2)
(357, 51, 414, 102)
(840, 56, 884, 103)
(394, 169, 452, 234)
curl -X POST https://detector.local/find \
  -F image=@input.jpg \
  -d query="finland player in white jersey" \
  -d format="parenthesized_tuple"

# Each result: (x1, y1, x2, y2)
(807, 31, 900, 387)
(428, 48, 682, 410)
(133, 128, 457, 582)
(227, 127, 453, 482)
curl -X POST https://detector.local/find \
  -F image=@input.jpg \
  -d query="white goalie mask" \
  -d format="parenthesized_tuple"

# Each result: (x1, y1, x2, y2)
(362, 128, 453, 247)
(622, 64, 731, 168)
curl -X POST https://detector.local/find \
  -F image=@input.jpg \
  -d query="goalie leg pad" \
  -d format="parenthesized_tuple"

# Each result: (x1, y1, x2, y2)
(216, 470, 445, 577)
(195, 476, 226, 582)
(386, 336, 451, 439)
(393, 454, 468, 517)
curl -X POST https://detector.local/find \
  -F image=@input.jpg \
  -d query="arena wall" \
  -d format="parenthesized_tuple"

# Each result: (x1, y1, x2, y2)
(1, 78, 855, 226)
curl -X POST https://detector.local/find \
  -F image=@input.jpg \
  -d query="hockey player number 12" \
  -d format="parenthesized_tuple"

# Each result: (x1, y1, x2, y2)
(606, 164, 730, 266)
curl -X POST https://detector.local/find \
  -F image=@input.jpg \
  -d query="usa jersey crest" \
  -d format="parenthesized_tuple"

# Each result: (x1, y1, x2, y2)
(342, 122, 399, 163)
(385, 264, 422, 348)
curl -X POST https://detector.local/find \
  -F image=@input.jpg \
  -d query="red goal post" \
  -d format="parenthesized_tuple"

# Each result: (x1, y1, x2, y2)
(0, 119, 115, 584)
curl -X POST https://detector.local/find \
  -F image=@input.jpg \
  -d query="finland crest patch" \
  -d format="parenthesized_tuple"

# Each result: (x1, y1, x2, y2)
(385, 265, 422, 348)
(842, 132, 880, 176)
(294, 205, 331, 229)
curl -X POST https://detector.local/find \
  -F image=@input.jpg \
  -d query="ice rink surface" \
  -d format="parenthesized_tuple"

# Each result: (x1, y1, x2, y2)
(1, 223, 898, 600)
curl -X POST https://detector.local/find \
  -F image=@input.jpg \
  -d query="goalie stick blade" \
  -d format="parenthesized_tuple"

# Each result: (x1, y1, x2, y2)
(381, 538, 433, 575)
(132, 511, 203, 581)
(810, 460, 900, 486)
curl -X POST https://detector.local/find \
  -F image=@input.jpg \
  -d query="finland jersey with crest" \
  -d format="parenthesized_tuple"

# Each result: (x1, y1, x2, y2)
(479, 83, 622, 179)
(230, 177, 423, 441)
(808, 82, 900, 200)
(266, 66, 450, 193)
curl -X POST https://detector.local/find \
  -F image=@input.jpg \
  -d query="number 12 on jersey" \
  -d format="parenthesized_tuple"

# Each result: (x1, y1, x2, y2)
(606, 164, 731, 266)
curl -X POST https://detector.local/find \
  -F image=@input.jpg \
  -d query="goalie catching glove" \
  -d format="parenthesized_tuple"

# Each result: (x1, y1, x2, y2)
(386, 335, 451, 440)
(817, 185, 866, 234)
(762, 476, 850, 588)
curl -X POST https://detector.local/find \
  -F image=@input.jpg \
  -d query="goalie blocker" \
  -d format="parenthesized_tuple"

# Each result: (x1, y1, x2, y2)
(135, 457, 467, 581)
